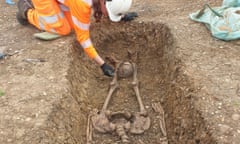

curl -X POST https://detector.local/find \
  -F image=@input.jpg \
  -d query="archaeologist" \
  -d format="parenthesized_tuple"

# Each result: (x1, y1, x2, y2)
(16, 0, 138, 77)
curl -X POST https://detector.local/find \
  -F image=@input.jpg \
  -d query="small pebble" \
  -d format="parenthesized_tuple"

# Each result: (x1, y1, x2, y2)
(25, 118, 31, 121)
(218, 124, 231, 134)
(232, 114, 240, 121)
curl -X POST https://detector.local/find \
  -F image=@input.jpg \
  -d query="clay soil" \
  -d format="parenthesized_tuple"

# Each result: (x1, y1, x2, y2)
(0, 0, 240, 144)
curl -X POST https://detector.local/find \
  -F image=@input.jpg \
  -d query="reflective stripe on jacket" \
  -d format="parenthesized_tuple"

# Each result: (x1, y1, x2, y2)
(58, 0, 97, 58)
(27, 0, 98, 59)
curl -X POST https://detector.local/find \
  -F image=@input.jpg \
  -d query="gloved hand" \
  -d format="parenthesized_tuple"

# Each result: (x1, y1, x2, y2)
(100, 63, 114, 77)
(121, 12, 138, 21)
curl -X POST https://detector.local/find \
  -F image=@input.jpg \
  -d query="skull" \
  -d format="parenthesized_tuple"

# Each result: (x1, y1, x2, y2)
(117, 62, 134, 78)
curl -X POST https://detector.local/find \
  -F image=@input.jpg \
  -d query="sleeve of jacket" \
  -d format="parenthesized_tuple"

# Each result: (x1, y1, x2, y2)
(70, 0, 98, 59)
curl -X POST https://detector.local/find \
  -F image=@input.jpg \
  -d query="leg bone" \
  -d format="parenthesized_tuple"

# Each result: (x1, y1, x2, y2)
(132, 63, 147, 115)
(102, 65, 119, 111)
(86, 113, 93, 144)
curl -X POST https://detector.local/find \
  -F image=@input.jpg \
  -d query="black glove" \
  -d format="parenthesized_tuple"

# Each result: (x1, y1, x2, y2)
(100, 63, 114, 77)
(121, 12, 138, 21)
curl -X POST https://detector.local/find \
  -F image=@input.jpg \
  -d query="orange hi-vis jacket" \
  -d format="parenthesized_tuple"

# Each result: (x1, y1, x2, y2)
(27, 0, 98, 59)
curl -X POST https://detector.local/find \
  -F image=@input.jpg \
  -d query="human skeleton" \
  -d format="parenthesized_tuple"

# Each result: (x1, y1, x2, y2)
(87, 61, 151, 143)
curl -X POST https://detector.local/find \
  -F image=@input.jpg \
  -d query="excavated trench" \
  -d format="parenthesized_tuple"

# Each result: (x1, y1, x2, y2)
(41, 22, 216, 144)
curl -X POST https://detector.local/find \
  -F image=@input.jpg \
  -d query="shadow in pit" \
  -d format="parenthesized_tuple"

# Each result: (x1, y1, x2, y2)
(41, 21, 217, 144)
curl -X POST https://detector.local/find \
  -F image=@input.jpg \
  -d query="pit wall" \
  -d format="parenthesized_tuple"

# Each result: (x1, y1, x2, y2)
(34, 21, 216, 143)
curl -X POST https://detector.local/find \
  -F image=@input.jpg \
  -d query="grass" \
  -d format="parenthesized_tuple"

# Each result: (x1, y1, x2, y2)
(0, 89, 4, 97)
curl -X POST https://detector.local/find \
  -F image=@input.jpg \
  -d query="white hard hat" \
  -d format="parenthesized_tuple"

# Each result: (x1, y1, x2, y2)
(106, 0, 132, 22)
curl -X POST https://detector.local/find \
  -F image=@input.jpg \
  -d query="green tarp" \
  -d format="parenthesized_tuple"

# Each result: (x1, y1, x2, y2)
(189, 0, 240, 41)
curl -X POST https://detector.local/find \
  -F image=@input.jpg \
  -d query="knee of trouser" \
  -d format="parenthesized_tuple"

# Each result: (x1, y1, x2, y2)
(59, 28, 71, 35)
(57, 24, 72, 35)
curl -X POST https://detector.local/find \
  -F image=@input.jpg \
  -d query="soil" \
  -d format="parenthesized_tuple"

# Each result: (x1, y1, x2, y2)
(0, 0, 240, 144)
